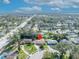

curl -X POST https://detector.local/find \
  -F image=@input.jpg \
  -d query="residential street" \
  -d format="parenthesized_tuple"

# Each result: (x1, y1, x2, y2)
(0, 15, 34, 49)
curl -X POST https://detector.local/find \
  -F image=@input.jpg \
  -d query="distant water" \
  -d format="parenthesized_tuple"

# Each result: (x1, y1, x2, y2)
(0, 54, 5, 59)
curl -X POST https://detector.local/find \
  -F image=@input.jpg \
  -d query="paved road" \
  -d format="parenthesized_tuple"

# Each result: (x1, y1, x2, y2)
(0, 38, 9, 49)
(0, 15, 35, 50)
(28, 50, 44, 59)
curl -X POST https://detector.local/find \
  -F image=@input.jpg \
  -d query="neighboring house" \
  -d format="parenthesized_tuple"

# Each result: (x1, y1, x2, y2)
(33, 40, 45, 45)
(21, 39, 32, 44)
(60, 39, 72, 44)
(46, 40, 58, 45)
(6, 51, 17, 59)
(72, 38, 79, 45)
(6, 56, 15, 59)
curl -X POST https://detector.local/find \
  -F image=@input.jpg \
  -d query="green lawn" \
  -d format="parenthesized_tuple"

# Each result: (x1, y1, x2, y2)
(18, 49, 28, 59)
(24, 44, 37, 54)
(43, 44, 48, 49)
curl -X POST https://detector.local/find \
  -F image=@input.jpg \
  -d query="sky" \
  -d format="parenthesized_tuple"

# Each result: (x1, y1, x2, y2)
(0, 0, 79, 14)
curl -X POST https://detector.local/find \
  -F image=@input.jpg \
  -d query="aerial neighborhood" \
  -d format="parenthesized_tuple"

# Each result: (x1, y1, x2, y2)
(0, 14, 79, 59)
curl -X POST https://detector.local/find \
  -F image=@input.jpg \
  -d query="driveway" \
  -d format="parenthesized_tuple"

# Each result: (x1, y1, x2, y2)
(28, 50, 44, 59)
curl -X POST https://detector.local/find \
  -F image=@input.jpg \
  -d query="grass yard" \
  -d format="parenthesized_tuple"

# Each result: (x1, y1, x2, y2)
(43, 44, 48, 49)
(18, 49, 28, 59)
(24, 44, 37, 54)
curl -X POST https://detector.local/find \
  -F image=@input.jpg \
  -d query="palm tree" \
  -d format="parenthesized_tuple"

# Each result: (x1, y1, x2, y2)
(11, 32, 21, 59)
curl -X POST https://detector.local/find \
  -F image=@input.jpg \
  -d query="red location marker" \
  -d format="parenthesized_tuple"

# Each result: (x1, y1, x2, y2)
(37, 34, 42, 40)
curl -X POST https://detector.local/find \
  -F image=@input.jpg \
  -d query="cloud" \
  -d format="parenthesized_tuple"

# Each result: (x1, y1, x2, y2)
(24, 0, 79, 8)
(24, 0, 51, 5)
(3, 0, 10, 4)
(51, 8, 61, 11)
(15, 6, 42, 14)
(72, 5, 78, 8)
